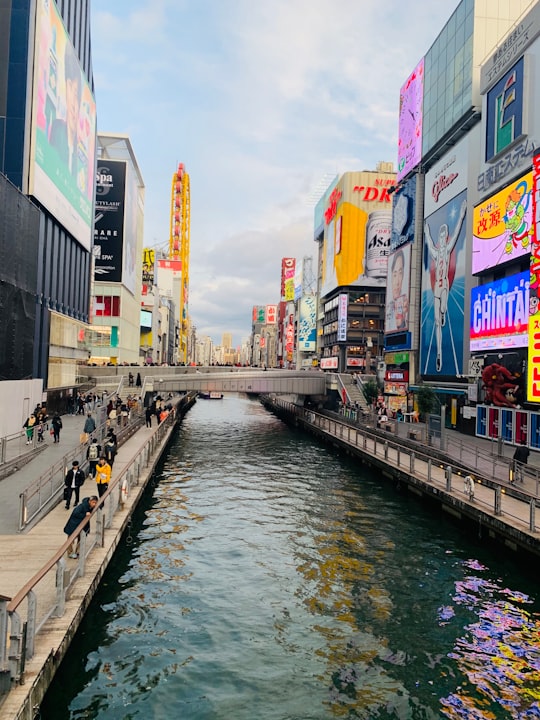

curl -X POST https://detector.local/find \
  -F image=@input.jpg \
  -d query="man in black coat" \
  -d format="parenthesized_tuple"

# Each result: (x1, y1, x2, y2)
(512, 441, 530, 484)
(64, 460, 86, 509)
(63, 496, 98, 558)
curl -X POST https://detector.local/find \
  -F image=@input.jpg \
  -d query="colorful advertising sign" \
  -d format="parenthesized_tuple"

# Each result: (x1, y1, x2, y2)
(156, 259, 181, 298)
(472, 171, 533, 273)
(142, 248, 155, 286)
(391, 175, 416, 250)
(30, 0, 96, 250)
(528, 153, 540, 402)
(252, 306, 266, 324)
(320, 357, 338, 370)
(397, 58, 424, 182)
(265, 305, 277, 324)
(337, 293, 348, 341)
(281, 257, 296, 301)
(470, 272, 529, 351)
(321, 172, 394, 297)
(94, 160, 126, 283)
(486, 57, 525, 163)
(298, 295, 316, 352)
(385, 243, 411, 334)
(314, 175, 340, 238)
(420, 188, 467, 376)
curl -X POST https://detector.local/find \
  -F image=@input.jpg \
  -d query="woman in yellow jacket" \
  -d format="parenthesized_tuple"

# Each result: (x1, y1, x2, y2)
(95, 456, 112, 498)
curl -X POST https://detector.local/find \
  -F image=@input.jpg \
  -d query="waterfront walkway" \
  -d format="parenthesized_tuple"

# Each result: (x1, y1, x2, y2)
(0, 409, 173, 720)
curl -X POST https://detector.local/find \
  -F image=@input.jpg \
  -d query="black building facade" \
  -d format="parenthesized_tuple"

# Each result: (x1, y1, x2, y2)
(0, 0, 95, 386)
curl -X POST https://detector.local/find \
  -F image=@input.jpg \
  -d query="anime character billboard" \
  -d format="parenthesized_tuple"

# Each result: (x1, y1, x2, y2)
(420, 189, 467, 376)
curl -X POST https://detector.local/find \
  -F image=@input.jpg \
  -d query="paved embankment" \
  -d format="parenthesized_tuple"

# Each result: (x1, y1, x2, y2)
(0, 397, 195, 720)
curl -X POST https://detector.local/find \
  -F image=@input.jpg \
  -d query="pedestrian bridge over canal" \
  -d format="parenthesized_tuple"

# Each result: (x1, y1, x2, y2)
(85, 367, 328, 398)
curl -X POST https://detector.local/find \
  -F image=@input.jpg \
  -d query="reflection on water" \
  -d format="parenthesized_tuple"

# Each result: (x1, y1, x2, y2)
(41, 396, 540, 720)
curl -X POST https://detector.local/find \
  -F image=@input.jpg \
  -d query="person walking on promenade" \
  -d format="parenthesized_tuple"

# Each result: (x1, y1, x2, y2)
(23, 414, 36, 444)
(51, 413, 63, 442)
(82, 412, 96, 443)
(95, 456, 112, 498)
(86, 438, 101, 478)
(64, 460, 86, 509)
(36, 420, 45, 443)
(103, 434, 117, 468)
(63, 495, 98, 558)
(145, 406, 153, 428)
(512, 440, 530, 484)
(136, 372, 142, 388)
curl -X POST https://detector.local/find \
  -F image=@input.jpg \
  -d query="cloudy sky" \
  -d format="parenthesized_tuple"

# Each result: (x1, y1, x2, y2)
(90, 0, 458, 347)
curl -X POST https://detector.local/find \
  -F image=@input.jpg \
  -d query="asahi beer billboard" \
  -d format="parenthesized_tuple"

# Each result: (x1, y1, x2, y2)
(94, 160, 126, 283)
(321, 171, 394, 297)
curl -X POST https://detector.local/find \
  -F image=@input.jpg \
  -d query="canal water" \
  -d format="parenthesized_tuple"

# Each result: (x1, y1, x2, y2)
(41, 396, 540, 719)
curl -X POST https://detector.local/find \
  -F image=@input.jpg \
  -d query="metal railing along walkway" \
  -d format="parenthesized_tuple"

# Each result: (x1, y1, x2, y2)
(267, 397, 540, 539)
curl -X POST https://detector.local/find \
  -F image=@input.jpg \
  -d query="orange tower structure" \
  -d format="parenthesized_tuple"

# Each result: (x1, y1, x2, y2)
(169, 162, 191, 363)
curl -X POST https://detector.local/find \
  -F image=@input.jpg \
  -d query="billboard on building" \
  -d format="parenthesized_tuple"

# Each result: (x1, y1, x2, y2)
(385, 243, 411, 334)
(122, 164, 139, 295)
(478, 39, 539, 198)
(281, 257, 296, 301)
(314, 175, 340, 239)
(30, 0, 96, 250)
(265, 305, 277, 324)
(337, 293, 348, 341)
(421, 189, 467, 376)
(142, 248, 155, 287)
(391, 175, 416, 250)
(321, 171, 394, 297)
(156, 259, 181, 299)
(252, 306, 265, 324)
(94, 160, 126, 283)
(470, 272, 529, 351)
(397, 58, 424, 182)
(472, 170, 533, 274)
(528, 152, 540, 402)
(298, 295, 316, 351)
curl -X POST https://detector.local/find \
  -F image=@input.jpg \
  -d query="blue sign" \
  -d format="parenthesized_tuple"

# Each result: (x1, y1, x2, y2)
(470, 271, 529, 351)
(486, 57, 525, 162)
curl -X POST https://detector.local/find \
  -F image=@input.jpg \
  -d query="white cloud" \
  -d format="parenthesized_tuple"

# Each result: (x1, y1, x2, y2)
(91, 0, 458, 345)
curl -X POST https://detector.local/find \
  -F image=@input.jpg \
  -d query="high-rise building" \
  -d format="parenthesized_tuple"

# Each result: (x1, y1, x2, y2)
(0, 0, 96, 430)
(385, 0, 535, 422)
(90, 134, 145, 365)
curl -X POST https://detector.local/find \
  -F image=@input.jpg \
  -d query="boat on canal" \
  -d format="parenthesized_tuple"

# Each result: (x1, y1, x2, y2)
(198, 391, 223, 399)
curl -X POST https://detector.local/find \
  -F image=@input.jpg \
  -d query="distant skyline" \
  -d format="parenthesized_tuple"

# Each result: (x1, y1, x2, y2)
(90, 0, 460, 346)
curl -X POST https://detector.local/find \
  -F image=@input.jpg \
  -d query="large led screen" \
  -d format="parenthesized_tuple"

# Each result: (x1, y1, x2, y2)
(397, 58, 424, 182)
(470, 272, 529, 351)
(472, 171, 533, 274)
(30, 0, 96, 250)
(385, 243, 411, 335)
(528, 152, 540, 402)
(420, 189, 467, 377)
(391, 175, 416, 250)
